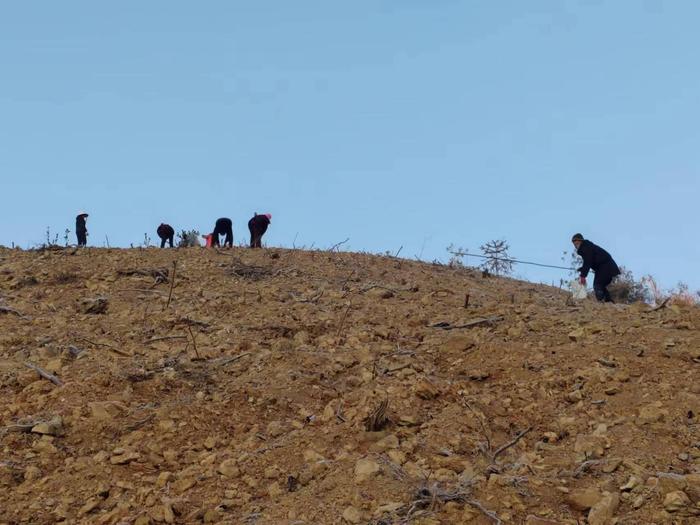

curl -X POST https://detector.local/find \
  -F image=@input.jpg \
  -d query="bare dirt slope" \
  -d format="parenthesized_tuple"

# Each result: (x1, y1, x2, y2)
(1, 247, 699, 525)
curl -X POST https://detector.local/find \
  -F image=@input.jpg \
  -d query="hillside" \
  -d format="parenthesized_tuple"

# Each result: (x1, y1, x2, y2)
(1, 247, 699, 525)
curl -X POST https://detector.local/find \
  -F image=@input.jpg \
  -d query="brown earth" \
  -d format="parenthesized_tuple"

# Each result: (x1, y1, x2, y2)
(1, 246, 699, 525)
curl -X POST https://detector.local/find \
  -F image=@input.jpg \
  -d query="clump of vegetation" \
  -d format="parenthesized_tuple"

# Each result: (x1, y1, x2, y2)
(177, 229, 201, 247)
(608, 266, 648, 303)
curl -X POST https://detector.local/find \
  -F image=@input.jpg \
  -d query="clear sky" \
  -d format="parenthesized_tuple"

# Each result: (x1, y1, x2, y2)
(1, 1, 698, 289)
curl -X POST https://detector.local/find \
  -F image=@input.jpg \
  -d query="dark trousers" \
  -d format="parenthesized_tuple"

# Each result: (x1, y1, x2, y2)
(249, 228, 264, 248)
(213, 228, 233, 247)
(160, 235, 174, 248)
(77, 231, 87, 246)
(593, 264, 616, 302)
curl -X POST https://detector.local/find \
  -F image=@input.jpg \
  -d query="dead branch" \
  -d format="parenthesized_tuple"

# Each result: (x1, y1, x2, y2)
(651, 297, 670, 311)
(187, 326, 200, 359)
(25, 362, 63, 386)
(466, 499, 502, 524)
(336, 301, 352, 339)
(290, 290, 324, 303)
(145, 335, 188, 344)
(165, 260, 177, 309)
(328, 237, 350, 252)
(364, 398, 389, 431)
(431, 315, 504, 330)
(573, 459, 604, 478)
(116, 289, 166, 295)
(75, 337, 131, 357)
(462, 400, 492, 454)
(339, 269, 356, 291)
(213, 352, 251, 366)
(358, 283, 416, 294)
(491, 427, 532, 462)
(0, 305, 30, 319)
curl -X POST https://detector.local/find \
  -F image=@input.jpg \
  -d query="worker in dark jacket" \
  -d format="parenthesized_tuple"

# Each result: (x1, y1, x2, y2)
(572, 233, 620, 302)
(211, 218, 233, 248)
(76, 212, 88, 247)
(157, 223, 175, 248)
(248, 213, 271, 248)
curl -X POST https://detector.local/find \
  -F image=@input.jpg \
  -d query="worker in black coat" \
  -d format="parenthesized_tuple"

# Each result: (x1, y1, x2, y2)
(211, 217, 233, 247)
(248, 213, 271, 248)
(572, 233, 620, 302)
(75, 212, 88, 247)
(157, 223, 175, 248)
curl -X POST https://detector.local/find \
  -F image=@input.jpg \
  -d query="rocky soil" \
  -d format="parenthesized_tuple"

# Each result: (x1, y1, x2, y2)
(1, 246, 699, 524)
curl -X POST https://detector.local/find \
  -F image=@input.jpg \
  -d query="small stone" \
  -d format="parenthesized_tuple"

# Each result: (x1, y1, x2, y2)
(78, 497, 101, 516)
(620, 476, 642, 492)
(342, 505, 362, 524)
(414, 380, 439, 400)
(203, 436, 216, 450)
(663, 491, 691, 512)
(602, 458, 622, 473)
(156, 471, 174, 487)
(134, 515, 151, 525)
(31, 416, 63, 436)
(677, 452, 689, 462)
(78, 296, 109, 314)
(568, 328, 585, 341)
(267, 420, 285, 437)
(172, 476, 197, 493)
(354, 458, 381, 482)
(369, 434, 399, 453)
(110, 452, 140, 465)
(588, 492, 619, 525)
(89, 401, 128, 420)
(267, 481, 283, 498)
(632, 495, 645, 509)
(23, 466, 41, 481)
(566, 487, 603, 511)
(637, 403, 667, 425)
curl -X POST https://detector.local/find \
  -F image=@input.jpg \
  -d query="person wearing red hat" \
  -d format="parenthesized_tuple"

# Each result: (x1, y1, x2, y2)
(248, 213, 271, 248)
(75, 212, 89, 247)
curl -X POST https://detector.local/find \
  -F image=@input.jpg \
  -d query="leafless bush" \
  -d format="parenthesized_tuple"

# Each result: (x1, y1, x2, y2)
(480, 239, 513, 276)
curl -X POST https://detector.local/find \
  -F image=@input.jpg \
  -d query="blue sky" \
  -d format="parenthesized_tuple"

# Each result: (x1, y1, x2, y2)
(1, 1, 698, 289)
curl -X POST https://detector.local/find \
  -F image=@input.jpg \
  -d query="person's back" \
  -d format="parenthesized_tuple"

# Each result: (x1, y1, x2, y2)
(572, 234, 620, 302)
(577, 239, 619, 274)
(248, 213, 271, 248)
(75, 212, 88, 246)
(157, 223, 175, 248)
(212, 217, 233, 247)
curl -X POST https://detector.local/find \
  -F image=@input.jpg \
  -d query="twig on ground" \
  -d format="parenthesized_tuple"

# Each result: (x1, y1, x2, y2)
(165, 260, 177, 309)
(75, 337, 131, 357)
(573, 459, 604, 478)
(25, 362, 63, 386)
(336, 301, 352, 339)
(116, 289, 166, 295)
(651, 298, 670, 311)
(431, 315, 503, 331)
(187, 325, 200, 359)
(145, 335, 188, 344)
(491, 427, 532, 462)
(213, 352, 251, 366)
(0, 305, 30, 319)
(466, 499, 502, 524)
(462, 400, 492, 454)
